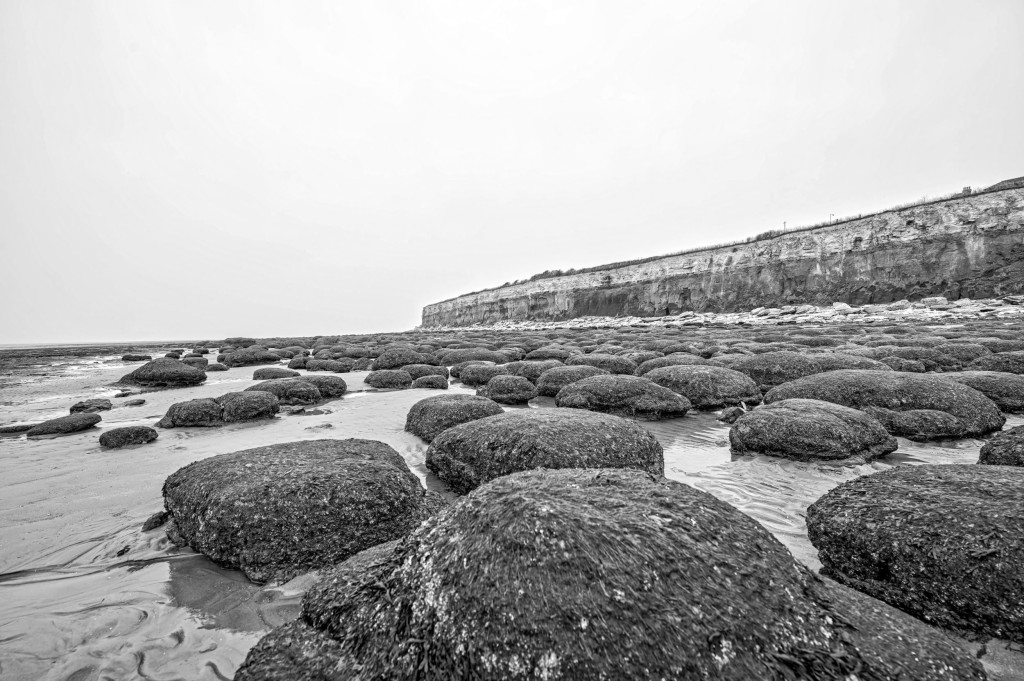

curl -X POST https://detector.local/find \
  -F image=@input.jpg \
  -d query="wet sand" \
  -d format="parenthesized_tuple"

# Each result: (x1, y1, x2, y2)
(1, 354, 1022, 679)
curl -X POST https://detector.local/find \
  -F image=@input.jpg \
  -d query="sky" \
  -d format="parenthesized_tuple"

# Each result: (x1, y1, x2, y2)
(1, 0, 1022, 344)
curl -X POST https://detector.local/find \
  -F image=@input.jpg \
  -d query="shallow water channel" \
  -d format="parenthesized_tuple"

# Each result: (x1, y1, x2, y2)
(1, 355, 1021, 680)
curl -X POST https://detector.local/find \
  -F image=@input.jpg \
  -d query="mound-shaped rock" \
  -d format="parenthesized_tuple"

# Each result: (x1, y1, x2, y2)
(979, 426, 1024, 466)
(505, 359, 564, 383)
(555, 375, 690, 420)
(404, 394, 504, 443)
(765, 370, 1005, 440)
(298, 375, 347, 399)
(634, 354, 724, 376)
(477, 374, 537, 404)
(524, 345, 577, 361)
(253, 367, 301, 380)
(245, 379, 322, 405)
(217, 391, 280, 422)
(156, 398, 224, 428)
(305, 358, 354, 373)
(644, 365, 761, 410)
(240, 468, 984, 680)
(535, 365, 610, 397)
(426, 409, 664, 493)
(565, 353, 637, 375)
(121, 353, 152, 362)
(27, 413, 101, 436)
(810, 354, 893, 372)
(162, 439, 431, 584)
(730, 399, 897, 462)
(287, 356, 307, 370)
(117, 358, 207, 388)
(808, 464, 1024, 642)
(70, 398, 112, 414)
(399, 364, 448, 380)
(181, 356, 209, 370)
(99, 426, 158, 448)
(944, 371, 1024, 413)
(365, 370, 413, 389)
(438, 348, 509, 365)
(411, 375, 448, 390)
(222, 347, 283, 367)
(968, 351, 1024, 374)
(879, 356, 926, 372)
(729, 351, 825, 391)
(457, 363, 510, 387)
(373, 347, 429, 370)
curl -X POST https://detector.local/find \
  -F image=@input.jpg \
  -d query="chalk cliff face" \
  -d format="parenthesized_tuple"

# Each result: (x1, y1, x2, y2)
(422, 189, 1024, 327)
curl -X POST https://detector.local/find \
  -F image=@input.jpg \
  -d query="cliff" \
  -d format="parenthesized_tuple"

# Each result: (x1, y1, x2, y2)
(422, 188, 1024, 327)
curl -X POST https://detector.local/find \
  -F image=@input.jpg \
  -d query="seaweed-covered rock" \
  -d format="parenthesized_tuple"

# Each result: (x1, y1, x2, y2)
(99, 426, 158, 448)
(565, 353, 637, 375)
(457, 363, 510, 387)
(207, 362, 229, 371)
(70, 398, 113, 414)
(936, 343, 992, 363)
(156, 398, 224, 428)
(399, 364, 448, 381)
(287, 356, 308, 370)
(730, 399, 897, 462)
(217, 391, 280, 422)
(411, 375, 448, 390)
(729, 351, 825, 391)
(181, 356, 209, 370)
(505, 359, 564, 383)
(764, 370, 1005, 440)
(222, 347, 283, 367)
(426, 409, 664, 493)
(245, 379, 323, 405)
(875, 347, 962, 372)
(945, 371, 1024, 413)
(373, 347, 429, 370)
(968, 351, 1024, 374)
(979, 426, 1024, 466)
(253, 367, 301, 380)
(365, 370, 413, 390)
(248, 468, 983, 680)
(438, 348, 509, 365)
(404, 394, 505, 443)
(305, 358, 354, 373)
(555, 375, 690, 420)
(477, 374, 537, 405)
(298, 375, 347, 399)
(644, 365, 761, 410)
(536, 365, 610, 397)
(117, 358, 207, 388)
(162, 439, 431, 584)
(807, 464, 1024, 642)
(121, 353, 152, 362)
(879, 356, 926, 372)
(810, 354, 893, 372)
(634, 354, 724, 376)
(26, 413, 101, 436)
(524, 345, 577, 361)
(0, 423, 35, 434)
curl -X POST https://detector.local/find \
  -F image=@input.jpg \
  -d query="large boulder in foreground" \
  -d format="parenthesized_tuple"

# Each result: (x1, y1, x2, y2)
(945, 371, 1024, 413)
(555, 375, 690, 420)
(238, 468, 984, 680)
(26, 413, 101, 436)
(979, 425, 1024, 466)
(426, 409, 664, 494)
(162, 439, 431, 584)
(404, 394, 504, 443)
(116, 357, 207, 388)
(644, 365, 762, 409)
(808, 464, 1024, 643)
(730, 398, 897, 462)
(764, 370, 1005, 440)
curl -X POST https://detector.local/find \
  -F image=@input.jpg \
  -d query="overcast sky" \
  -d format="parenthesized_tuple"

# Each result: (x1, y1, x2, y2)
(2, 0, 1022, 344)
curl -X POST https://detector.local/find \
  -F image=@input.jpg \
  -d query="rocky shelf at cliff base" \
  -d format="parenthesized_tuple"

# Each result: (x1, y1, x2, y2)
(420, 295, 1024, 332)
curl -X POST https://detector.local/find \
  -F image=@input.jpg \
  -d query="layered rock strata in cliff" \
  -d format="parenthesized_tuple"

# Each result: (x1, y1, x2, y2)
(423, 189, 1024, 327)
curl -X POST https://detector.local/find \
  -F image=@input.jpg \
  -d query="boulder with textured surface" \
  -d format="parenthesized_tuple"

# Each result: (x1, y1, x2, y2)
(945, 371, 1024, 413)
(730, 398, 897, 462)
(808, 464, 1024, 642)
(27, 413, 101, 436)
(298, 375, 347, 399)
(245, 379, 323, 405)
(729, 351, 826, 391)
(99, 426, 158, 448)
(565, 353, 637, 375)
(457, 363, 510, 387)
(238, 468, 984, 680)
(426, 409, 664, 493)
(253, 367, 301, 380)
(478, 374, 538, 405)
(404, 394, 504, 443)
(979, 426, 1024, 466)
(70, 398, 113, 414)
(305, 358, 354, 373)
(969, 351, 1024, 374)
(365, 370, 413, 389)
(117, 358, 207, 388)
(373, 347, 430, 370)
(222, 347, 283, 367)
(765, 370, 1005, 440)
(411, 375, 448, 390)
(555, 374, 690, 420)
(217, 391, 280, 423)
(505, 359, 564, 383)
(634, 354, 724, 376)
(536, 365, 610, 397)
(644, 365, 761, 409)
(162, 439, 432, 584)
(156, 398, 224, 428)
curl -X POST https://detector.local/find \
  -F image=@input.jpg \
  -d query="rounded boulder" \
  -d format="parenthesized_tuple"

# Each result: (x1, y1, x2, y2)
(555, 374, 690, 420)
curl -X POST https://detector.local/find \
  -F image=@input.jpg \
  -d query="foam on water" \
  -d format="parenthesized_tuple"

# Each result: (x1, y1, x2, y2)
(0, 356, 1020, 679)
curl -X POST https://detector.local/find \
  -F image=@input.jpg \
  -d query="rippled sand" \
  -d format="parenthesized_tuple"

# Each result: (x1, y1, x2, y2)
(1, 357, 1021, 680)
